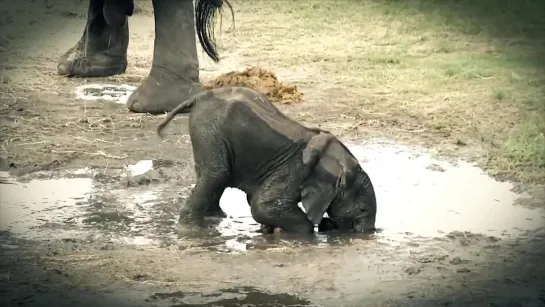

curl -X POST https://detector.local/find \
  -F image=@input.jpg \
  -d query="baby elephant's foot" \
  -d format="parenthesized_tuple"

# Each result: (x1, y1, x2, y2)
(257, 224, 280, 235)
(271, 228, 317, 245)
(177, 216, 206, 239)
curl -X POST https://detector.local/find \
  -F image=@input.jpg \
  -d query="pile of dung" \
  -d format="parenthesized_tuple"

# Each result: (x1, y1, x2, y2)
(202, 67, 304, 104)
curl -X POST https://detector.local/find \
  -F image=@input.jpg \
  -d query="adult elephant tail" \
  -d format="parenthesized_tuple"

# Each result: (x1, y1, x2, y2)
(156, 96, 198, 139)
(195, 0, 235, 62)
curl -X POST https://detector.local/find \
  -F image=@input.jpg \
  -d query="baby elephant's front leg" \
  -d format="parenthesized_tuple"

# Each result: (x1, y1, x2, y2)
(250, 196, 314, 236)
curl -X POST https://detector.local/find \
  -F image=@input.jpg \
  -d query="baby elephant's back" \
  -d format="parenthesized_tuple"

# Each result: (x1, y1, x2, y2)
(208, 87, 308, 159)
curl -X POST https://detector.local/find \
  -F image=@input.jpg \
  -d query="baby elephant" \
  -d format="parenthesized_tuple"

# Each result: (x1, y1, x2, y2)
(157, 86, 377, 235)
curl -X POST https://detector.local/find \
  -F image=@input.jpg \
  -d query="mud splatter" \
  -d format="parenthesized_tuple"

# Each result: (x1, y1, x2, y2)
(203, 67, 304, 104)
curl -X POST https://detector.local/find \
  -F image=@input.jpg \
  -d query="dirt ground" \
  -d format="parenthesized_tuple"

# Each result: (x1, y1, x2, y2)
(1, 0, 545, 306)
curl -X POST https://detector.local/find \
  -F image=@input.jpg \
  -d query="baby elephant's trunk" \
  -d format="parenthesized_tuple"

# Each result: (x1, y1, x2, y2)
(156, 97, 197, 138)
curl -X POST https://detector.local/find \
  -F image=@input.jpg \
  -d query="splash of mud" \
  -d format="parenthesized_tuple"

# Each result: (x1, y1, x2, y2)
(203, 67, 304, 104)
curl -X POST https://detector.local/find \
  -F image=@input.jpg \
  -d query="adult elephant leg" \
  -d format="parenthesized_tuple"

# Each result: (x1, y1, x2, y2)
(126, 0, 201, 114)
(57, 0, 131, 77)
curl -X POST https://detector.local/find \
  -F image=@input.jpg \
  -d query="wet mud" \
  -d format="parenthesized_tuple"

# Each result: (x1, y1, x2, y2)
(2, 138, 545, 306)
(2, 139, 543, 251)
(2, 149, 545, 307)
(147, 286, 313, 307)
(3, 81, 545, 304)
(2, 1, 545, 306)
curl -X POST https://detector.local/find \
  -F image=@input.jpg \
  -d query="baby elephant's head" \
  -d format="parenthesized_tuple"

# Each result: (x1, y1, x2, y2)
(301, 132, 377, 233)
(325, 165, 377, 233)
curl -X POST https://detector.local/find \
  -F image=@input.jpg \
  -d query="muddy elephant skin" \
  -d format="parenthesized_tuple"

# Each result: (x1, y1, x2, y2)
(157, 86, 377, 236)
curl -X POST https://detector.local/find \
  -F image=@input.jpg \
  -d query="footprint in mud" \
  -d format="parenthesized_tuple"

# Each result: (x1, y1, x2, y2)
(147, 286, 313, 307)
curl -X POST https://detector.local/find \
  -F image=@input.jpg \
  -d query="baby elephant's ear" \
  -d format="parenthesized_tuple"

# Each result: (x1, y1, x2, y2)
(302, 132, 335, 166)
(301, 177, 337, 225)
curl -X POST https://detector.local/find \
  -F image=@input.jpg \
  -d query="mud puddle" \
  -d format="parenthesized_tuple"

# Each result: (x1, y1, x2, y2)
(147, 286, 313, 307)
(74, 84, 137, 104)
(350, 139, 545, 242)
(1, 139, 543, 253)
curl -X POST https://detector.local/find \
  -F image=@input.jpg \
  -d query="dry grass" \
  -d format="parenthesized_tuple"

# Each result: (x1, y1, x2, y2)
(212, 0, 545, 183)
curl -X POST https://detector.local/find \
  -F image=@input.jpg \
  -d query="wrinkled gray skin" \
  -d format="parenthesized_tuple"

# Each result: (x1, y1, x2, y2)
(157, 86, 377, 236)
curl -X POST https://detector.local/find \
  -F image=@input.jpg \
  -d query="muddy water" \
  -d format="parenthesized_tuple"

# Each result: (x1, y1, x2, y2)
(147, 286, 313, 307)
(1, 139, 544, 252)
(0, 174, 94, 240)
(351, 139, 545, 241)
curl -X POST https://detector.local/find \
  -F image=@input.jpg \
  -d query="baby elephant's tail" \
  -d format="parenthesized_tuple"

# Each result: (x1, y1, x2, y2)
(156, 97, 197, 139)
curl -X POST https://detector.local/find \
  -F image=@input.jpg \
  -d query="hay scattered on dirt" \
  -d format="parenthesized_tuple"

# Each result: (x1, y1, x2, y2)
(203, 67, 304, 104)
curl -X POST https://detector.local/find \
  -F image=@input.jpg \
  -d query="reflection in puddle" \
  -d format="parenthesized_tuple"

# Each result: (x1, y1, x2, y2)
(0, 165, 165, 243)
(217, 188, 260, 251)
(1, 140, 544, 252)
(0, 171, 94, 239)
(74, 84, 136, 104)
(348, 139, 544, 240)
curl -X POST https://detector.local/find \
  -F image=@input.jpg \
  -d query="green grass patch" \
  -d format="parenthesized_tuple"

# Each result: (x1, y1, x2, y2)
(228, 0, 545, 182)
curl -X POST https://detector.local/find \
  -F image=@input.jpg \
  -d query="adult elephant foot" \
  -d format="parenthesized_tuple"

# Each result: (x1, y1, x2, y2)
(57, 0, 131, 78)
(126, 0, 201, 114)
(126, 72, 201, 114)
